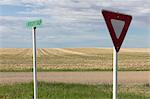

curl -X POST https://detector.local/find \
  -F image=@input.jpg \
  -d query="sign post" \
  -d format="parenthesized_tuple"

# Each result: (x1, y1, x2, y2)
(26, 19, 42, 99)
(32, 27, 37, 99)
(102, 10, 132, 99)
(113, 46, 118, 99)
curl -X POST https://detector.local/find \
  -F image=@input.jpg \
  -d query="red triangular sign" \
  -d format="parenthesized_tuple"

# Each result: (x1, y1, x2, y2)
(102, 10, 132, 52)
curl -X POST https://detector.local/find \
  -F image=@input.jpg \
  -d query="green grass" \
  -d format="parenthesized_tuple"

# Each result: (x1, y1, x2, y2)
(0, 68, 149, 72)
(0, 82, 149, 99)
(0, 68, 113, 72)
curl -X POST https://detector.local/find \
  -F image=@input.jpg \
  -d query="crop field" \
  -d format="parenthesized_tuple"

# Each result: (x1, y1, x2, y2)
(0, 48, 150, 71)
(0, 82, 149, 99)
(0, 48, 150, 99)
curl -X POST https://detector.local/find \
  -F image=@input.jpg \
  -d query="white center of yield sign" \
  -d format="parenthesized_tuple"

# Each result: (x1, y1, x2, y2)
(111, 19, 125, 39)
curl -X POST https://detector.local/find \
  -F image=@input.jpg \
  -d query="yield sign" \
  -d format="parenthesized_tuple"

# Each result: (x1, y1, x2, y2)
(102, 10, 132, 52)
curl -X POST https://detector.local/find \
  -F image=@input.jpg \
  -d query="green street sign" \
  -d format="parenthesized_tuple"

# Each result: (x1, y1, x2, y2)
(26, 19, 42, 28)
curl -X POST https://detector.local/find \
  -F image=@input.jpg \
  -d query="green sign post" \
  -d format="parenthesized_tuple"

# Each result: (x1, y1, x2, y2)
(26, 19, 42, 28)
(26, 19, 42, 99)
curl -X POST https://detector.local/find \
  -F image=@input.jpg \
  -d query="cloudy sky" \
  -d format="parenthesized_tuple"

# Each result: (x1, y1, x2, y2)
(0, 0, 150, 48)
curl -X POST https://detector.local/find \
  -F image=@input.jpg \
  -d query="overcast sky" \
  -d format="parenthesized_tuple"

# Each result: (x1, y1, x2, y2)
(0, 0, 150, 48)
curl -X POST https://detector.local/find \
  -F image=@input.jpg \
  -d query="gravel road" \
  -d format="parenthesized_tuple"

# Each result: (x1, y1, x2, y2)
(0, 71, 149, 85)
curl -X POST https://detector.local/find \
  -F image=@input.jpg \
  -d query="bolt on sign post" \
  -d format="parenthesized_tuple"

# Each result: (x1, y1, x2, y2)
(26, 19, 42, 99)
(102, 10, 132, 99)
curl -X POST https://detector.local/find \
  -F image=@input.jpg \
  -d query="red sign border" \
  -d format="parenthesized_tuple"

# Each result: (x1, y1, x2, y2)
(102, 10, 132, 52)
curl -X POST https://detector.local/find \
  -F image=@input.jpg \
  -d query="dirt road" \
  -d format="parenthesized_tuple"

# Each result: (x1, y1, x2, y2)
(0, 71, 149, 85)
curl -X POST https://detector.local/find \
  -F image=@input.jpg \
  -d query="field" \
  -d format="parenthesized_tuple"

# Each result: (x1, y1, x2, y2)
(0, 82, 149, 99)
(0, 48, 150, 98)
(0, 48, 150, 71)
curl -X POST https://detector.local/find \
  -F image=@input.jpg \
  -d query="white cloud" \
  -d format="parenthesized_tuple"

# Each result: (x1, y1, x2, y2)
(0, 0, 150, 47)
(0, 0, 49, 6)
(1, 0, 150, 29)
(16, 0, 150, 25)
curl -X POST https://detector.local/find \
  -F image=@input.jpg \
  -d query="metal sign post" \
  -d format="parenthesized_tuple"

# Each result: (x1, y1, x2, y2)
(26, 19, 42, 99)
(113, 47, 118, 99)
(32, 27, 37, 99)
(102, 10, 132, 99)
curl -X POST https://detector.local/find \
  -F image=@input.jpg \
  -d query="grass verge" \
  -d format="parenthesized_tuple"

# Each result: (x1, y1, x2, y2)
(0, 68, 149, 72)
(0, 82, 149, 99)
(0, 68, 112, 72)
